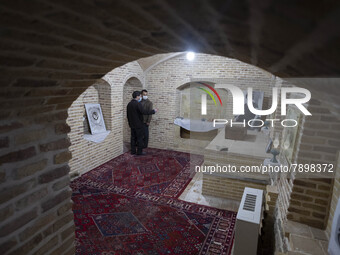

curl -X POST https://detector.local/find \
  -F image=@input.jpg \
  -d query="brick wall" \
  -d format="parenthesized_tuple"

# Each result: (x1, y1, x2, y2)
(202, 174, 267, 200)
(274, 160, 295, 252)
(67, 62, 144, 176)
(201, 150, 270, 200)
(67, 80, 116, 176)
(287, 98, 340, 229)
(273, 94, 340, 252)
(0, 58, 143, 254)
(145, 53, 277, 151)
(0, 120, 75, 255)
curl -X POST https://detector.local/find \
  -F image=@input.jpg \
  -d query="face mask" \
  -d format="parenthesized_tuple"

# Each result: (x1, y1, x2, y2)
(138, 97, 142, 102)
(143, 96, 148, 100)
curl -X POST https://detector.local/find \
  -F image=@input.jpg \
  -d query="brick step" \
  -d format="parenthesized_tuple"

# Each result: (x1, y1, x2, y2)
(284, 220, 328, 255)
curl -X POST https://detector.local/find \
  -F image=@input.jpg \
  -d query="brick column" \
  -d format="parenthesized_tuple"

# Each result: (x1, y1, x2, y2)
(287, 99, 340, 229)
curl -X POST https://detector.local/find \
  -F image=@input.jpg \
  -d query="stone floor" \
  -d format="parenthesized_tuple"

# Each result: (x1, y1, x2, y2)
(179, 172, 240, 212)
(284, 220, 329, 255)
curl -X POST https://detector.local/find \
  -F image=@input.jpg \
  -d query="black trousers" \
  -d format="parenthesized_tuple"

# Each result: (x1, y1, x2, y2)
(130, 127, 144, 154)
(143, 123, 149, 148)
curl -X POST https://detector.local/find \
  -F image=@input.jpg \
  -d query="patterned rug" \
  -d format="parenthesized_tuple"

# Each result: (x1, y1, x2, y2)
(74, 148, 204, 198)
(71, 148, 236, 255)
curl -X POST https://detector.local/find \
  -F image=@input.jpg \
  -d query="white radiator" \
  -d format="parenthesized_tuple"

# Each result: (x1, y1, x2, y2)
(233, 187, 264, 255)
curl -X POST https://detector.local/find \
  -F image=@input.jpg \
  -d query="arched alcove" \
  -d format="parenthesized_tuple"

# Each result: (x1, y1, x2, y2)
(175, 81, 227, 141)
(67, 79, 113, 176)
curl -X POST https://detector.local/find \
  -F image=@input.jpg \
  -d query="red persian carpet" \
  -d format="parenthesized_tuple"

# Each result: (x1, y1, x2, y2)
(71, 148, 236, 255)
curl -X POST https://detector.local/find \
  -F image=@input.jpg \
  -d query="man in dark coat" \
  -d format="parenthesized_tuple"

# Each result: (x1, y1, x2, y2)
(140, 89, 153, 148)
(127, 91, 157, 155)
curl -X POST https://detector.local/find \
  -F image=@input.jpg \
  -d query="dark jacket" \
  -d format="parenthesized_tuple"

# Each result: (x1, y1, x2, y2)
(140, 99, 153, 124)
(127, 99, 155, 129)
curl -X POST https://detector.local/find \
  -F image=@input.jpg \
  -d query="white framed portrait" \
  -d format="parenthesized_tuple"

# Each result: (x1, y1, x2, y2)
(85, 103, 106, 134)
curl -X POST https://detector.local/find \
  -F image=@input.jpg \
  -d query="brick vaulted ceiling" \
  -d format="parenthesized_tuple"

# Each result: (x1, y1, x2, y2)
(1, 0, 340, 119)
(0, 1, 340, 253)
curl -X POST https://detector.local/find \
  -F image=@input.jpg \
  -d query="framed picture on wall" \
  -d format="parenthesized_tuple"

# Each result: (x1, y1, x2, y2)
(85, 103, 107, 134)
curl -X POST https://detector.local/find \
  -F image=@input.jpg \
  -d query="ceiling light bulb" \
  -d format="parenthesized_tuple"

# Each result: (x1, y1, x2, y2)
(186, 51, 195, 61)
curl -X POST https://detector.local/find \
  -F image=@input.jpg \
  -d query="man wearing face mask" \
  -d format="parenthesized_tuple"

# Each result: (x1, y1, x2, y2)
(127, 91, 157, 155)
(140, 89, 153, 149)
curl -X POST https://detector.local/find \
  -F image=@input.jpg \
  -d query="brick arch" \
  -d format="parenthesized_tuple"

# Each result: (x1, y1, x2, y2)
(175, 78, 192, 90)
(1, 0, 340, 254)
(66, 78, 113, 177)
(122, 74, 145, 89)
